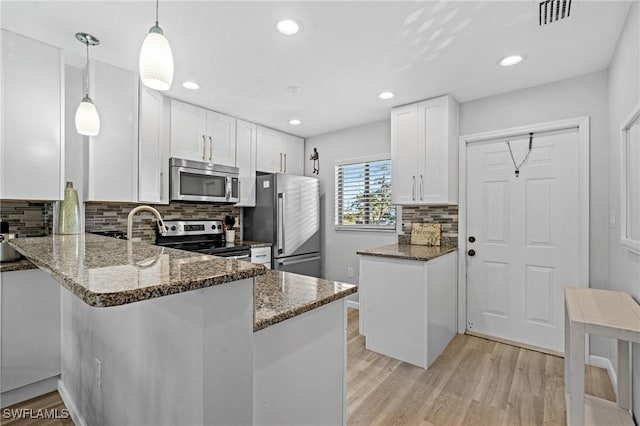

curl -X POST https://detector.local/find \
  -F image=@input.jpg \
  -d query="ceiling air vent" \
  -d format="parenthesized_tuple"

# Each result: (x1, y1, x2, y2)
(539, 0, 572, 26)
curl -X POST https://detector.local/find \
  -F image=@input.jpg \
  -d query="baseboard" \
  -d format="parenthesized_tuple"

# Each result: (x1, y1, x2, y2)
(588, 355, 618, 398)
(57, 379, 88, 426)
(0, 376, 59, 408)
(346, 300, 359, 310)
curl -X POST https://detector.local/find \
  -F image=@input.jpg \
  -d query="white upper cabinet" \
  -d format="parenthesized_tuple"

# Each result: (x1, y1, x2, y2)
(84, 61, 139, 202)
(391, 95, 458, 205)
(1, 30, 63, 201)
(235, 120, 257, 207)
(139, 86, 170, 204)
(256, 126, 304, 175)
(170, 99, 236, 166)
(281, 133, 304, 175)
(206, 110, 236, 167)
(170, 99, 207, 162)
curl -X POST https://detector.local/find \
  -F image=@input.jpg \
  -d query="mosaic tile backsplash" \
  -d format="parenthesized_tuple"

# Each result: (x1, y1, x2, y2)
(0, 201, 53, 236)
(399, 205, 458, 246)
(85, 202, 241, 242)
(0, 200, 241, 243)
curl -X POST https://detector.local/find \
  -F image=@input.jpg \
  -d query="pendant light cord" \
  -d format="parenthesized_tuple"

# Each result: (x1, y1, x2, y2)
(155, 0, 159, 26)
(85, 41, 90, 97)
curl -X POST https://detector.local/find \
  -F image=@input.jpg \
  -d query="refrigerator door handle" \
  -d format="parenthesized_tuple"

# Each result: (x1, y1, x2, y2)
(277, 193, 285, 254)
(276, 256, 321, 266)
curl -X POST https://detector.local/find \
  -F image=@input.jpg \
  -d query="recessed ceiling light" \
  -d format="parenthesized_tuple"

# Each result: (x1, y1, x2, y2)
(378, 91, 395, 100)
(277, 19, 302, 35)
(499, 55, 524, 67)
(289, 119, 302, 125)
(182, 81, 200, 90)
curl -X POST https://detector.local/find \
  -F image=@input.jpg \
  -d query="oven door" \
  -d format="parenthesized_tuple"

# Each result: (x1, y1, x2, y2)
(170, 165, 238, 203)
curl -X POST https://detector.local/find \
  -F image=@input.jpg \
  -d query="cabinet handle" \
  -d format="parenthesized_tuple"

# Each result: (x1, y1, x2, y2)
(238, 179, 242, 203)
(280, 153, 283, 173)
(202, 135, 206, 160)
(284, 153, 287, 173)
(412, 176, 416, 201)
(209, 136, 213, 161)
(159, 171, 163, 201)
(419, 174, 424, 201)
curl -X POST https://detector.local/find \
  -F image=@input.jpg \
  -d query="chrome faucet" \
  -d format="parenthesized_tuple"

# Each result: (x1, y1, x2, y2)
(127, 205, 167, 241)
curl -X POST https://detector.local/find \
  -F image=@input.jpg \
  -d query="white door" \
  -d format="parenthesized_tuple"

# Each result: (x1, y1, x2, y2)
(139, 86, 169, 204)
(466, 128, 580, 352)
(235, 120, 257, 207)
(390, 103, 419, 204)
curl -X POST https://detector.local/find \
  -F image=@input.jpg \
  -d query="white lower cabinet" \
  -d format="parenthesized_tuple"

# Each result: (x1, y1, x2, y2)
(359, 251, 457, 368)
(1, 269, 61, 406)
(1, 30, 63, 201)
(253, 299, 346, 425)
(250, 246, 271, 268)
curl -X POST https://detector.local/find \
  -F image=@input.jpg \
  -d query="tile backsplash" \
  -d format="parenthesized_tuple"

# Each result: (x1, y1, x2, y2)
(0, 200, 53, 236)
(400, 205, 458, 246)
(85, 202, 241, 242)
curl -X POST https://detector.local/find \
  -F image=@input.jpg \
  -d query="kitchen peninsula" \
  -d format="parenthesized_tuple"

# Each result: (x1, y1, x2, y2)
(8, 234, 356, 425)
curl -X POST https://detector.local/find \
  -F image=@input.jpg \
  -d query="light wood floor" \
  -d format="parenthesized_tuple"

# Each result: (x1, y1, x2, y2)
(347, 308, 616, 426)
(1, 391, 73, 426)
(2, 308, 615, 426)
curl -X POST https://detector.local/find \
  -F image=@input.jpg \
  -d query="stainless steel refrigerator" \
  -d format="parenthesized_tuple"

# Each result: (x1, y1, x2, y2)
(243, 173, 321, 277)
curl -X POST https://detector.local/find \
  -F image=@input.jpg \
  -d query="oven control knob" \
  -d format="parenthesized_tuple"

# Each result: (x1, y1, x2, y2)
(170, 226, 176, 231)
(217, 225, 222, 230)
(211, 225, 215, 230)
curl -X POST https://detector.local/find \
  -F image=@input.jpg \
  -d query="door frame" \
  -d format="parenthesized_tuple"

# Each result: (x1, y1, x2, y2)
(457, 116, 590, 337)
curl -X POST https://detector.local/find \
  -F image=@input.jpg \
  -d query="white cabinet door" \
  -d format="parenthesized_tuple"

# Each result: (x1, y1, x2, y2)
(257, 126, 282, 173)
(390, 103, 419, 204)
(236, 120, 257, 207)
(1, 269, 61, 393)
(85, 61, 138, 202)
(1, 30, 63, 201)
(206, 110, 236, 166)
(170, 99, 207, 162)
(417, 95, 458, 204)
(139, 86, 170, 204)
(281, 134, 304, 175)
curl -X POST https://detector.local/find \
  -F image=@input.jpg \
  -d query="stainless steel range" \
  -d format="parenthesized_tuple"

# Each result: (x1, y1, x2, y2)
(155, 220, 250, 260)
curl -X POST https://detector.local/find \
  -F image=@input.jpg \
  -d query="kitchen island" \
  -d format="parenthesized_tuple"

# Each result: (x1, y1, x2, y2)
(6, 234, 355, 426)
(357, 243, 458, 369)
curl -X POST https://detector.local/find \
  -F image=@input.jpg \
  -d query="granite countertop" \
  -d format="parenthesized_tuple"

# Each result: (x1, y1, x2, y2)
(254, 270, 357, 332)
(240, 240, 272, 248)
(9, 234, 266, 308)
(356, 243, 458, 261)
(0, 258, 37, 273)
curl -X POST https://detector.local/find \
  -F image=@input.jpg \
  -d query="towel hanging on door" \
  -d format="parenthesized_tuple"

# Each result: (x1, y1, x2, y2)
(506, 132, 534, 177)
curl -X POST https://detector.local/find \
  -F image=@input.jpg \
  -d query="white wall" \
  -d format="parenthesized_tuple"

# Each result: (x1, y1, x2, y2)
(607, 1, 640, 416)
(459, 70, 611, 358)
(304, 120, 397, 285)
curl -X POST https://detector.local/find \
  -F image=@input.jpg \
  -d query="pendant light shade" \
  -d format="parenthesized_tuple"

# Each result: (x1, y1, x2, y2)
(75, 96, 100, 136)
(139, 0, 173, 91)
(74, 32, 100, 137)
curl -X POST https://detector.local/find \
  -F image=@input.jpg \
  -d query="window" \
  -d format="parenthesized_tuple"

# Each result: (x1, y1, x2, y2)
(335, 155, 395, 230)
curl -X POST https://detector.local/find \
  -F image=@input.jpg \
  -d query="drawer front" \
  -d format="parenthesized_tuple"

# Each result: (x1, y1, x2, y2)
(251, 246, 271, 263)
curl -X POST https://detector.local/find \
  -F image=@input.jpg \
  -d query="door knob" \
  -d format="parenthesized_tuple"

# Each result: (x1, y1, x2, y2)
(467, 249, 476, 257)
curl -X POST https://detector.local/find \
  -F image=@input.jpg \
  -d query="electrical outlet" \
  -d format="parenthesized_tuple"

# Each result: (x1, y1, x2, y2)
(95, 358, 102, 389)
(347, 267, 354, 278)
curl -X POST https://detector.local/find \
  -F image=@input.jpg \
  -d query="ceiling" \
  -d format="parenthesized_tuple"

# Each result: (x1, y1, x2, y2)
(0, 1, 633, 138)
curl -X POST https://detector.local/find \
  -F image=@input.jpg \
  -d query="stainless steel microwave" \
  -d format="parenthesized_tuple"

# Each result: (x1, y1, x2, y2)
(169, 158, 239, 204)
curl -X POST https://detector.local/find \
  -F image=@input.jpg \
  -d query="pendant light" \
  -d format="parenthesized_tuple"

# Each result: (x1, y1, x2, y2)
(139, 0, 174, 91)
(75, 32, 100, 136)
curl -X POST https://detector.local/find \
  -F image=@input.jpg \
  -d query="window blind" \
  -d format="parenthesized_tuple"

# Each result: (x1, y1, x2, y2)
(335, 158, 395, 230)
